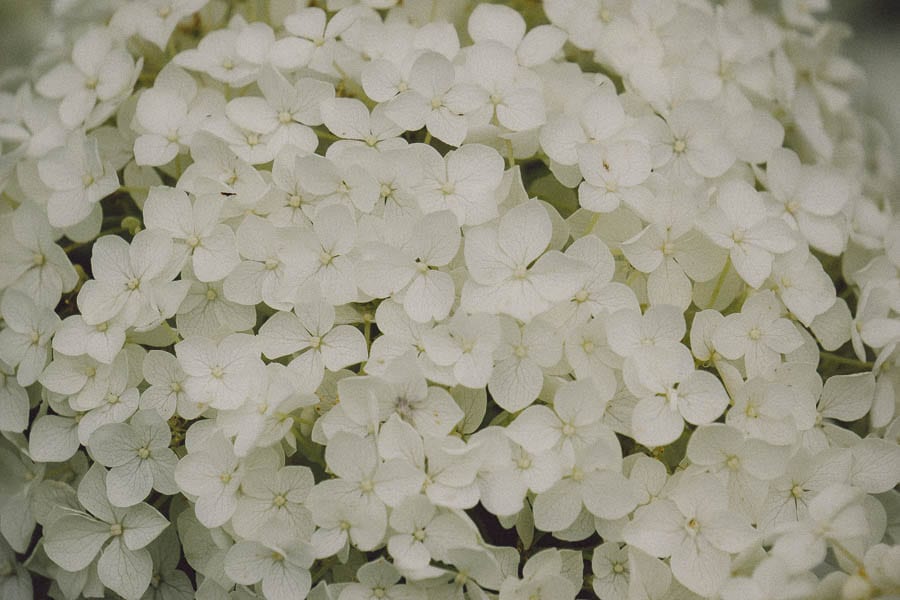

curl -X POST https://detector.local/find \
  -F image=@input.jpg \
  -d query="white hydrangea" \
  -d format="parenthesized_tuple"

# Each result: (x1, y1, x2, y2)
(2, 1, 899, 599)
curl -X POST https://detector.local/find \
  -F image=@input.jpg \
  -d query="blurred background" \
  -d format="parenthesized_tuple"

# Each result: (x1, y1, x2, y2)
(1, 0, 898, 156)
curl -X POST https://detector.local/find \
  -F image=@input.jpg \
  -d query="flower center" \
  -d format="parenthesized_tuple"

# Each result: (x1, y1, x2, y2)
(137, 447, 151, 459)
(278, 111, 293, 124)
(273, 494, 287, 507)
(32, 253, 46, 266)
(673, 139, 687, 154)
(726, 455, 740, 471)
(748, 327, 762, 340)
(109, 523, 123, 536)
(612, 562, 625, 574)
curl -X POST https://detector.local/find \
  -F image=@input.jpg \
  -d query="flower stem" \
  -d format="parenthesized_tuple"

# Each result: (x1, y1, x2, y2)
(708, 258, 731, 309)
(820, 351, 873, 371)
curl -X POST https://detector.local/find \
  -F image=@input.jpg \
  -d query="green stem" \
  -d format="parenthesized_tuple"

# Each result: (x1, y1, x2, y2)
(830, 537, 866, 572)
(707, 258, 731, 309)
(504, 138, 515, 169)
(820, 351, 873, 371)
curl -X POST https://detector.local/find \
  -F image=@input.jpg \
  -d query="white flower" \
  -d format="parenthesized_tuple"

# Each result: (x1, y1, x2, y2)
(339, 558, 426, 600)
(488, 317, 562, 412)
(87, 410, 179, 507)
(111, 0, 210, 50)
(726, 377, 813, 446)
(377, 354, 464, 437)
(686, 423, 790, 520)
(624, 345, 730, 448)
(757, 447, 851, 534)
(173, 430, 257, 528)
(576, 139, 652, 213)
(232, 464, 315, 543)
(386, 494, 477, 571)
(623, 472, 758, 597)
(139, 350, 187, 420)
(413, 143, 505, 226)
(605, 304, 685, 360)
(0, 290, 60, 386)
(422, 311, 501, 389)
(698, 179, 797, 288)
(175, 333, 265, 411)
(656, 101, 735, 184)
(460, 41, 545, 132)
(473, 427, 559, 517)
(621, 184, 727, 310)
(283, 7, 365, 77)
(803, 372, 876, 452)
(52, 313, 127, 364)
(771, 484, 869, 572)
(173, 27, 257, 86)
(288, 204, 360, 306)
(226, 66, 333, 157)
(468, 3, 566, 67)
(75, 361, 142, 444)
(320, 98, 406, 157)
(258, 296, 367, 393)
(765, 147, 851, 256)
(384, 52, 483, 147)
(548, 234, 639, 328)
(223, 216, 303, 310)
(43, 464, 169, 600)
(176, 273, 257, 340)
(307, 481, 388, 557)
(143, 186, 240, 282)
(132, 64, 224, 166)
(77, 230, 188, 330)
(37, 130, 119, 228)
(224, 539, 314, 600)
(35, 26, 140, 128)
(506, 378, 615, 457)
(356, 209, 460, 323)
(499, 548, 581, 600)
(591, 543, 672, 600)
(0, 206, 78, 308)
(713, 291, 803, 378)
(462, 200, 589, 322)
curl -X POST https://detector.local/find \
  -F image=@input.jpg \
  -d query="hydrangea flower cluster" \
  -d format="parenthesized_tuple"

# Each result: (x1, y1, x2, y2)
(1, 0, 899, 599)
